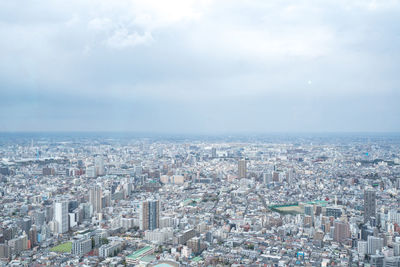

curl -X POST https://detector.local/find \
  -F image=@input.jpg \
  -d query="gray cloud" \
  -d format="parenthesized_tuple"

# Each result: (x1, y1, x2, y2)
(0, 0, 399, 133)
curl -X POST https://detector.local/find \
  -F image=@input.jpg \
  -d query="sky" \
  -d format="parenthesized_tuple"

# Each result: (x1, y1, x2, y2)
(0, 0, 400, 133)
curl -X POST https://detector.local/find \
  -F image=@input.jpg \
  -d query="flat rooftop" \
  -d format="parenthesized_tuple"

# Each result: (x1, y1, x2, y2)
(127, 246, 153, 260)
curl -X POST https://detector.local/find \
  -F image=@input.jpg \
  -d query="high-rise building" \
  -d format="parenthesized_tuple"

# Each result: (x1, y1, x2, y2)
(135, 165, 143, 177)
(358, 240, 368, 256)
(364, 190, 376, 223)
(54, 200, 69, 234)
(211, 147, 217, 158)
(28, 226, 37, 248)
(368, 235, 383, 255)
(0, 244, 11, 259)
(238, 159, 247, 179)
(95, 156, 105, 176)
(139, 200, 160, 230)
(86, 166, 96, 178)
(72, 237, 92, 256)
(89, 186, 103, 214)
(333, 220, 350, 243)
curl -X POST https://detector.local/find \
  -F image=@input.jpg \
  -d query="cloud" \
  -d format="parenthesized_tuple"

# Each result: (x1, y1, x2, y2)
(88, 17, 113, 31)
(106, 30, 153, 49)
(0, 0, 399, 132)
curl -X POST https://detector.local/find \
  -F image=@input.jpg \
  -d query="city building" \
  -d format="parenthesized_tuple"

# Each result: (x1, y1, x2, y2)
(238, 159, 247, 179)
(364, 190, 376, 224)
(139, 200, 160, 231)
(89, 186, 103, 214)
(53, 200, 69, 234)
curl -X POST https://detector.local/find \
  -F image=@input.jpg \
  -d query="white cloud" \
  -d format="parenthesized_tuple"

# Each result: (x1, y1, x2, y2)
(88, 17, 113, 31)
(105, 29, 153, 48)
(0, 0, 400, 132)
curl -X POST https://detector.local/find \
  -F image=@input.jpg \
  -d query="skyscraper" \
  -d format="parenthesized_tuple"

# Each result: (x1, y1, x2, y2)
(54, 200, 68, 234)
(95, 156, 105, 176)
(211, 147, 217, 158)
(364, 190, 376, 223)
(238, 159, 247, 179)
(139, 200, 160, 230)
(89, 186, 103, 213)
(333, 220, 350, 243)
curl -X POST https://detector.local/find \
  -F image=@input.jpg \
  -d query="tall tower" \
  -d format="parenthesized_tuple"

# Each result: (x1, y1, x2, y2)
(211, 147, 217, 158)
(95, 156, 105, 176)
(89, 186, 103, 213)
(54, 200, 68, 234)
(139, 200, 160, 230)
(333, 220, 350, 243)
(238, 159, 247, 179)
(364, 190, 376, 223)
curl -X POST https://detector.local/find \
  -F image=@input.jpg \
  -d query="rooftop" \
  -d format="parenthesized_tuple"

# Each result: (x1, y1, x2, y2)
(126, 246, 153, 260)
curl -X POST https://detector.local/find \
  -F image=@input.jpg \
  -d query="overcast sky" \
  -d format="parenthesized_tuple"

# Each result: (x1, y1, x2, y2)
(1, 0, 399, 133)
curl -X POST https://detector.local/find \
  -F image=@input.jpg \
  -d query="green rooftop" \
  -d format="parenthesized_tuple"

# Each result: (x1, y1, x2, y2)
(306, 200, 328, 206)
(192, 256, 203, 262)
(127, 246, 153, 260)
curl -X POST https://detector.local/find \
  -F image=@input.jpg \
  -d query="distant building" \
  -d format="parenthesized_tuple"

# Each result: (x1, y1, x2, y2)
(72, 237, 92, 256)
(89, 186, 103, 213)
(263, 172, 272, 184)
(211, 147, 217, 158)
(325, 206, 342, 218)
(95, 156, 105, 176)
(357, 240, 367, 256)
(8, 235, 28, 255)
(42, 167, 55, 176)
(160, 175, 184, 184)
(0, 244, 11, 259)
(126, 246, 154, 265)
(86, 166, 96, 178)
(139, 200, 160, 231)
(238, 159, 247, 179)
(364, 190, 376, 224)
(54, 200, 69, 234)
(333, 220, 350, 243)
(187, 236, 205, 255)
(175, 229, 196, 245)
(368, 236, 383, 255)
(145, 228, 173, 244)
(99, 242, 122, 258)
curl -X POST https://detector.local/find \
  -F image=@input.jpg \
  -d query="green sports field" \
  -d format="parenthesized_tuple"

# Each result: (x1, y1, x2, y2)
(50, 242, 72, 253)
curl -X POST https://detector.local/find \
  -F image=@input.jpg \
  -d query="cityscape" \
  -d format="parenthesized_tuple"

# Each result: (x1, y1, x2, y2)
(0, 133, 399, 266)
(1, 0, 400, 266)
